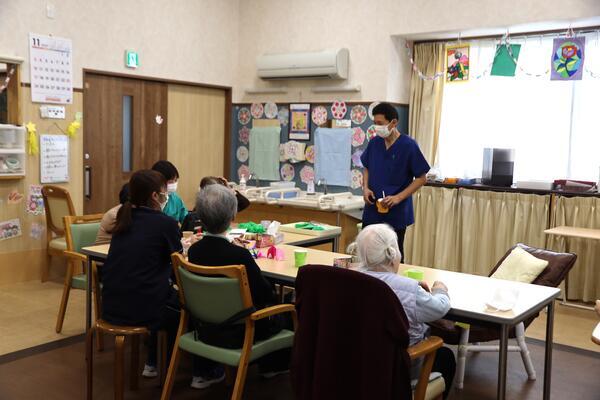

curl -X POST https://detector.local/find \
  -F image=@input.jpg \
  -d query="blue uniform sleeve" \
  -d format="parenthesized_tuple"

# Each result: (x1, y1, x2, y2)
(409, 142, 430, 178)
(163, 218, 183, 255)
(360, 141, 371, 169)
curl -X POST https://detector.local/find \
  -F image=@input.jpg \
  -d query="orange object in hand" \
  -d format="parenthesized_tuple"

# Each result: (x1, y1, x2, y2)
(376, 198, 389, 214)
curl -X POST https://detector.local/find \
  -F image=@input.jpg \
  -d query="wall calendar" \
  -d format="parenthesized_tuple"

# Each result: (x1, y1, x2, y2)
(29, 33, 73, 104)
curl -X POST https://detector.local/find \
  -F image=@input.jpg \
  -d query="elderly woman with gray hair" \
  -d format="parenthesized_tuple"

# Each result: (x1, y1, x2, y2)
(350, 223, 456, 399)
(186, 184, 288, 388)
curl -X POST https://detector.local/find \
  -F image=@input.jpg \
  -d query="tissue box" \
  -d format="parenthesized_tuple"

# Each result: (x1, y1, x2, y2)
(254, 233, 283, 248)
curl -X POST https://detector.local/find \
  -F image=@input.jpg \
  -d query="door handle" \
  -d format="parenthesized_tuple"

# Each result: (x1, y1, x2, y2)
(85, 166, 91, 199)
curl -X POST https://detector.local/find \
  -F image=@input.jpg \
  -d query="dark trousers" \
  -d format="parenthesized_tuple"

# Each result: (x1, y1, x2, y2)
(147, 293, 181, 367)
(432, 346, 456, 399)
(395, 227, 406, 264)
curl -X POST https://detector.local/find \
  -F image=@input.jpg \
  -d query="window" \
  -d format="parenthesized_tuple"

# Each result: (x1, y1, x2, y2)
(437, 33, 600, 182)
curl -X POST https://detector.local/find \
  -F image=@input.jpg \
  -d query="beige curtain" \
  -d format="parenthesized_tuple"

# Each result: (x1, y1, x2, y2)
(547, 196, 600, 302)
(404, 186, 460, 270)
(405, 187, 549, 276)
(408, 42, 445, 165)
(456, 190, 549, 276)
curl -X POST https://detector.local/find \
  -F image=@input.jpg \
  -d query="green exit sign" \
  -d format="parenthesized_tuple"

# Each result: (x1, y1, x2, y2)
(125, 50, 139, 69)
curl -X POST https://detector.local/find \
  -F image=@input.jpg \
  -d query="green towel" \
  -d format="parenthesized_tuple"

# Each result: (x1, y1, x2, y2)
(249, 127, 281, 181)
(295, 222, 325, 231)
(238, 222, 266, 234)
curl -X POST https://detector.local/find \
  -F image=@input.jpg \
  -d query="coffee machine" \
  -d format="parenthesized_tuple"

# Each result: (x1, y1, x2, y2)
(482, 148, 515, 187)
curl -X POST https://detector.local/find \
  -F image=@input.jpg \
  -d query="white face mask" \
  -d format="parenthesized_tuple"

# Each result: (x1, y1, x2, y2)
(375, 124, 392, 138)
(167, 182, 178, 193)
(159, 192, 169, 210)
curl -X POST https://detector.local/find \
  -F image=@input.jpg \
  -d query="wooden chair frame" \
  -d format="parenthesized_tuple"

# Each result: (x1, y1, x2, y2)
(56, 214, 103, 335)
(160, 253, 297, 400)
(41, 185, 75, 282)
(85, 260, 168, 400)
(408, 336, 444, 400)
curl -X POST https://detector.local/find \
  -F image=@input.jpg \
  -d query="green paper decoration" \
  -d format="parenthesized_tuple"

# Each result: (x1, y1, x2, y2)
(491, 44, 521, 77)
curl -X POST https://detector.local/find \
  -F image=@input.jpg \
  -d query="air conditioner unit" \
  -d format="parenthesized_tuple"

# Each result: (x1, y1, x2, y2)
(256, 48, 349, 80)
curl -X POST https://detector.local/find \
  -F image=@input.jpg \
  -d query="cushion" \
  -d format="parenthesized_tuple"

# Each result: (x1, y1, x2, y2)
(411, 374, 445, 400)
(490, 246, 548, 283)
(49, 237, 67, 251)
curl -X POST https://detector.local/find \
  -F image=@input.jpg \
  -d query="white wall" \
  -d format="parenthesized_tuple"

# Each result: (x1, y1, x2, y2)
(1, 0, 599, 102)
(236, 0, 600, 103)
(0, 0, 240, 89)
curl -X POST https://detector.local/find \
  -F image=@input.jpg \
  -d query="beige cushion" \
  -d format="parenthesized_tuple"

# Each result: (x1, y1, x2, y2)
(49, 237, 67, 251)
(491, 246, 548, 283)
(412, 376, 445, 400)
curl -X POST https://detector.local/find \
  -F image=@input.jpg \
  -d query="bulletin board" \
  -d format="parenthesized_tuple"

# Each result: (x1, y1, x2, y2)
(230, 102, 409, 195)
(40, 134, 69, 183)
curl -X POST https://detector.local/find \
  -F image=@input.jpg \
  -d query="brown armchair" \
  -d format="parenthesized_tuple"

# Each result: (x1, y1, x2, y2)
(292, 265, 445, 400)
(429, 243, 577, 389)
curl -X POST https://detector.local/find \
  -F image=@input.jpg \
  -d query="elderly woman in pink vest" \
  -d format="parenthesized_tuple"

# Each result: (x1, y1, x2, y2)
(349, 223, 455, 399)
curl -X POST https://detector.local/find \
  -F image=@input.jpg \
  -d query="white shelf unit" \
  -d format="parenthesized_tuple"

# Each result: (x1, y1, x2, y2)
(0, 124, 26, 178)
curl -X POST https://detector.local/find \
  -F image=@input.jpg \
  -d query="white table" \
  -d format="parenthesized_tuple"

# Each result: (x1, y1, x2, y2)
(256, 262, 560, 400)
(80, 244, 560, 400)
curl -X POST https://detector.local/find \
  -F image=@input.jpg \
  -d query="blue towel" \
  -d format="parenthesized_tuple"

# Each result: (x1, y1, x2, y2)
(314, 128, 352, 187)
(249, 127, 281, 181)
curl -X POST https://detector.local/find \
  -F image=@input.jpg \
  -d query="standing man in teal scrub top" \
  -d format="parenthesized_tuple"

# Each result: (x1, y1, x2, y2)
(360, 103, 430, 262)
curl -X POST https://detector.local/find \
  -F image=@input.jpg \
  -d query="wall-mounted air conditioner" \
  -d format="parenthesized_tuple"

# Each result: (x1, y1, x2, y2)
(256, 48, 349, 80)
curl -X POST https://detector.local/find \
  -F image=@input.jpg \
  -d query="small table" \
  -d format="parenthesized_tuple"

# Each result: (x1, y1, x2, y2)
(544, 226, 600, 310)
(278, 231, 341, 252)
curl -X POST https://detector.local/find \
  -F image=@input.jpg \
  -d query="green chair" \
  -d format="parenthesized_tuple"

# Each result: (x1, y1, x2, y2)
(56, 214, 103, 334)
(160, 253, 297, 400)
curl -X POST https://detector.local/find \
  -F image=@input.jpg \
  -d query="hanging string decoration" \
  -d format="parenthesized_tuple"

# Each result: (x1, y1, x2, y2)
(405, 41, 445, 81)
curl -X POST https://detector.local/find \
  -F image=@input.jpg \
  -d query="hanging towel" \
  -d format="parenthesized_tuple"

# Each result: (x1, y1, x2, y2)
(249, 126, 281, 181)
(314, 127, 352, 187)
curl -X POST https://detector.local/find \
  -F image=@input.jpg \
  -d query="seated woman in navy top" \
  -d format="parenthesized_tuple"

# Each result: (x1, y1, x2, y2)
(101, 169, 182, 377)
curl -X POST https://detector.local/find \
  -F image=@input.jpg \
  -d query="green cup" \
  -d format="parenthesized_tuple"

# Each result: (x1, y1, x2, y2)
(403, 268, 424, 281)
(294, 249, 308, 268)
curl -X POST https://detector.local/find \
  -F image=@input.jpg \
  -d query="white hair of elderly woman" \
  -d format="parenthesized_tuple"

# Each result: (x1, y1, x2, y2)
(347, 224, 401, 273)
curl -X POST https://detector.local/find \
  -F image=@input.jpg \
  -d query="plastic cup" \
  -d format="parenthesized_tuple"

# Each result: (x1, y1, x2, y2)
(294, 249, 308, 268)
(376, 198, 389, 214)
(182, 231, 194, 239)
(403, 268, 424, 281)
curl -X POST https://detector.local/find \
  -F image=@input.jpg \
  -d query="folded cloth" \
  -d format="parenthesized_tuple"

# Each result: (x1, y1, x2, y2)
(238, 222, 266, 233)
(295, 222, 325, 231)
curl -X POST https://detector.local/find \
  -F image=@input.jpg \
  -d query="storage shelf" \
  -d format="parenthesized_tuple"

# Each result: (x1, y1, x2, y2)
(0, 174, 25, 180)
(0, 148, 26, 154)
